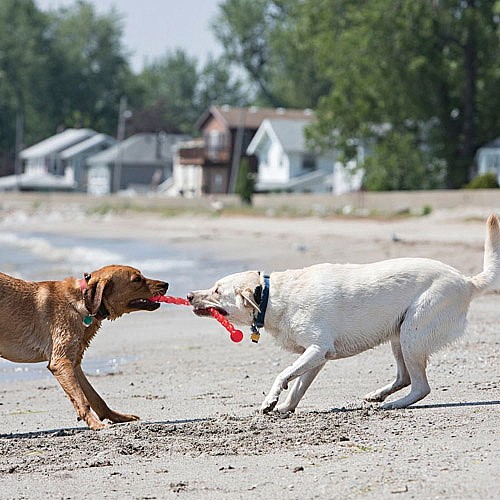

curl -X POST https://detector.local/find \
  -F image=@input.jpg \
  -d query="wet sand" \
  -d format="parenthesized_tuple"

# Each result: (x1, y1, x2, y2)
(0, 201, 499, 499)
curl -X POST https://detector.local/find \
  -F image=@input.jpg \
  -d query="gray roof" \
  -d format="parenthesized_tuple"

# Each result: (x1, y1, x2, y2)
(20, 129, 96, 159)
(59, 133, 116, 159)
(247, 118, 314, 155)
(87, 133, 190, 166)
(255, 169, 329, 192)
(267, 118, 312, 153)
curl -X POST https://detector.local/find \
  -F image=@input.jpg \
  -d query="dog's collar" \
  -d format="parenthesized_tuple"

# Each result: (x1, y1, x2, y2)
(79, 274, 109, 325)
(251, 273, 270, 343)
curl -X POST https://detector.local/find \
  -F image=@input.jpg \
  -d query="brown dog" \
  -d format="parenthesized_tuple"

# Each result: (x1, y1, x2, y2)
(0, 265, 168, 430)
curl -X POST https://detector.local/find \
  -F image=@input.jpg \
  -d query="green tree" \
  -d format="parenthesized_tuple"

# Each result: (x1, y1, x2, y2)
(215, 0, 500, 189)
(0, 0, 131, 174)
(235, 157, 255, 204)
(46, 0, 130, 134)
(134, 49, 199, 134)
(303, 0, 500, 189)
(196, 56, 249, 111)
(0, 0, 51, 172)
(133, 50, 250, 134)
(213, 0, 330, 108)
(213, 0, 281, 106)
(362, 131, 446, 191)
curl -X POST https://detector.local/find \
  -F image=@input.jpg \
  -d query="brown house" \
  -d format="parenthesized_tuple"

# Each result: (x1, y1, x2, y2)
(178, 105, 312, 194)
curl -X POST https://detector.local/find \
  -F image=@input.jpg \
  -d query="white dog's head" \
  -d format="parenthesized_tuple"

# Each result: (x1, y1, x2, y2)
(187, 271, 262, 326)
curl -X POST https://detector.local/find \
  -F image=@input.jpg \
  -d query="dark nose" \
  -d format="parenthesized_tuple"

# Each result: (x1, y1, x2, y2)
(161, 282, 169, 292)
(186, 292, 194, 303)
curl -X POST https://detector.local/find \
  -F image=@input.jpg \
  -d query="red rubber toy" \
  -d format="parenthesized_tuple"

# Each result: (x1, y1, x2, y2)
(151, 295, 244, 343)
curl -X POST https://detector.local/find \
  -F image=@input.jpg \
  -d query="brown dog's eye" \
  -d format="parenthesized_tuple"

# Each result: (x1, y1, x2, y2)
(132, 275, 142, 283)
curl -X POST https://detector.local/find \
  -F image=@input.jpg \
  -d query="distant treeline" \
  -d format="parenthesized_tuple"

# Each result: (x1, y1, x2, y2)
(2, 0, 500, 190)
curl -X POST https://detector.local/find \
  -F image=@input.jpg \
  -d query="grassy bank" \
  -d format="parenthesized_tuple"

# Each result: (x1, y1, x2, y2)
(1, 189, 500, 219)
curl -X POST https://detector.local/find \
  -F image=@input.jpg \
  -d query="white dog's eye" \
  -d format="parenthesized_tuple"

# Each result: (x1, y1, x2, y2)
(214, 287, 220, 295)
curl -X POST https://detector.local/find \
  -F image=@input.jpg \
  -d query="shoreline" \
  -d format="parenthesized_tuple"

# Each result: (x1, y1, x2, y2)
(0, 202, 498, 499)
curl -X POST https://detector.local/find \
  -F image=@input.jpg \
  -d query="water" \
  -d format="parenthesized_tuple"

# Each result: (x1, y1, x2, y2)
(0, 229, 243, 382)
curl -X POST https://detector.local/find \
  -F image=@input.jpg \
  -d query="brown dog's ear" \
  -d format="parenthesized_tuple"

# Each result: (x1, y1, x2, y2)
(84, 278, 111, 315)
(239, 287, 260, 312)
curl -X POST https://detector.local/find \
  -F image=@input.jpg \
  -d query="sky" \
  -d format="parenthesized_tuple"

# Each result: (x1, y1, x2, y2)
(35, 0, 223, 73)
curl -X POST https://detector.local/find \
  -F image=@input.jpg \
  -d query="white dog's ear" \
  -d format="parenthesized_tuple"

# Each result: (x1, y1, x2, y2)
(239, 287, 261, 312)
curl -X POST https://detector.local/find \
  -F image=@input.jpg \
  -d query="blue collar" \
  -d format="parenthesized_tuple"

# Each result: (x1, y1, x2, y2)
(254, 274, 270, 329)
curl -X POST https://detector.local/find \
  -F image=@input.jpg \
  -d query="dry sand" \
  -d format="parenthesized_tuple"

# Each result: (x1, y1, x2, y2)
(0, 202, 499, 499)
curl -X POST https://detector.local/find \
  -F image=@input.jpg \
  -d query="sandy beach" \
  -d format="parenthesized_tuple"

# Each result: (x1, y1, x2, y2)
(0, 197, 499, 499)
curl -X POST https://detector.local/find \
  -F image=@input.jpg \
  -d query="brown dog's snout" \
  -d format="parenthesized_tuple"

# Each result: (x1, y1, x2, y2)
(152, 281, 168, 293)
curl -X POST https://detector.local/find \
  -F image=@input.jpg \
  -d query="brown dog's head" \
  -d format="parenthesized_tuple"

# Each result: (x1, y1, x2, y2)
(83, 265, 168, 321)
(187, 271, 262, 326)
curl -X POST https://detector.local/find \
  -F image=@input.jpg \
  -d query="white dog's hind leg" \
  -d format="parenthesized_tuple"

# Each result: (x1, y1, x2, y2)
(382, 289, 469, 409)
(275, 363, 326, 413)
(364, 337, 410, 402)
(261, 345, 327, 413)
(382, 320, 431, 409)
(381, 354, 430, 409)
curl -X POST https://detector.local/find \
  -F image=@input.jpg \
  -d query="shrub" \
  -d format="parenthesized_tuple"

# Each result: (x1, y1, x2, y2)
(235, 158, 255, 205)
(464, 172, 499, 189)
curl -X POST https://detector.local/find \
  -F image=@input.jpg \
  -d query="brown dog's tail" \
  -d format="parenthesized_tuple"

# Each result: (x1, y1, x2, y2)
(471, 213, 500, 296)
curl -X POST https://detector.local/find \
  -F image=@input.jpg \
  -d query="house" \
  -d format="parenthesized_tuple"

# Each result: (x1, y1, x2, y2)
(475, 137, 500, 183)
(1, 128, 98, 191)
(85, 132, 189, 195)
(59, 133, 116, 192)
(175, 105, 314, 195)
(168, 139, 205, 197)
(246, 117, 363, 194)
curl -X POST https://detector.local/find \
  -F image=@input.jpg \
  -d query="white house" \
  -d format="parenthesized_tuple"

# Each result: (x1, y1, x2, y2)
(246, 118, 362, 194)
(475, 137, 500, 183)
(59, 133, 116, 192)
(166, 138, 204, 197)
(20, 128, 96, 177)
(0, 128, 98, 191)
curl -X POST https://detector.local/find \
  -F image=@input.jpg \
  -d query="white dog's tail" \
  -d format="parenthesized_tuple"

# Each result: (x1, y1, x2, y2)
(470, 213, 500, 295)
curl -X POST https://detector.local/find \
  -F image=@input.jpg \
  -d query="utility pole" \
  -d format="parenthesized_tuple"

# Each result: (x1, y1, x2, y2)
(113, 96, 129, 193)
(228, 108, 246, 194)
(14, 108, 24, 188)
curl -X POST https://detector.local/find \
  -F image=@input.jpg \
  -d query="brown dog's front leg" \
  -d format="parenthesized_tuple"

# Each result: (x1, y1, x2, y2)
(75, 365, 139, 423)
(48, 358, 106, 430)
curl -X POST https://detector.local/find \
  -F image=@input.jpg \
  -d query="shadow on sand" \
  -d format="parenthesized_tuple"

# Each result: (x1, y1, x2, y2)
(326, 399, 500, 413)
(0, 417, 211, 440)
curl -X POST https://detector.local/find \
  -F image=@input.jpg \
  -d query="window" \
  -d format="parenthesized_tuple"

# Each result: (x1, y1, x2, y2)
(302, 154, 317, 171)
(207, 131, 226, 161)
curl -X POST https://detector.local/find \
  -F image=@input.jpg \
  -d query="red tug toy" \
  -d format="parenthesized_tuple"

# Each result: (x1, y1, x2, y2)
(151, 295, 244, 343)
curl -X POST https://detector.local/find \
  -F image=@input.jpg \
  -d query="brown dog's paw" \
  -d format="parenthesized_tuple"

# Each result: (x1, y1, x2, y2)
(86, 416, 109, 431)
(105, 410, 140, 423)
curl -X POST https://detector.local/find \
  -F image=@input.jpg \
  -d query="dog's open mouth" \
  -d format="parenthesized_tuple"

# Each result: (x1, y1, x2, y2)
(128, 298, 160, 311)
(193, 306, 228, 317)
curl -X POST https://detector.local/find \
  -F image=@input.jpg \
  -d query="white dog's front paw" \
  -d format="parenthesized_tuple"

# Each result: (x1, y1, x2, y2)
(275, 403, 295, 414)
(260, 398, 278, 414)
(363, 391, 386, 403)
(381, 401, 404, 410)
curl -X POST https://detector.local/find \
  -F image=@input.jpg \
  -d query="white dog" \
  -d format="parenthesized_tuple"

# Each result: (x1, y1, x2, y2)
(188, 215, 500, 413)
